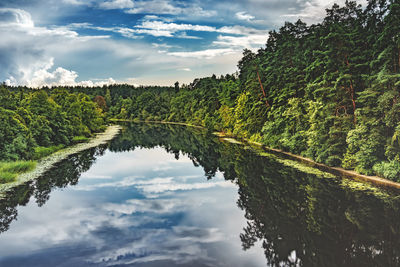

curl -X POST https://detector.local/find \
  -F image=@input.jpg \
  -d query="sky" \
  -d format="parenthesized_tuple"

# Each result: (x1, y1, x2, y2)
(0, 0, 366, 87)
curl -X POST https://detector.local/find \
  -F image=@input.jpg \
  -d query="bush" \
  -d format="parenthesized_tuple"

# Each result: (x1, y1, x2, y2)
(72, 136, 89, 144)
(0, 161, 36, 173)
(0, 161, 36, 184)
(33, 145, 64, 160)
(0, 172, 17, 183)
(373, 160, 400, 181)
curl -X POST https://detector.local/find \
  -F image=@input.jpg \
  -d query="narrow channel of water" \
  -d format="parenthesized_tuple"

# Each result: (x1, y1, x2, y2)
(0, 123, 399, 267)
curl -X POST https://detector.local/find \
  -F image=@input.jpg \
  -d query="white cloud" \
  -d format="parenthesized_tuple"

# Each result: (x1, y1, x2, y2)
(167, 48, 236, 59)
(0, 8, 116, 87)
(179, 68, 191, 72)
(124, 0, 216, 17)
(0, 8, 34, 28)
(62, 0, 92, 5)
(282, 0, 368, 24)
(80, 173, 113, 179)
(213, 34, 267, 49)
(219, 25, 268, 35)
(11, 57, 117, 88)
(0, 6, 265, 87)
(99, 0, 134, 9)
(152, 42, 174, 49)
(137, 20, 217, 33)
(68, 18, 268, 50)
(125, 0, 181, 14)
(235, 11, 255, 21)
(74, 175, 235, 194)
(103, 198, 188, 214)
(69, 21, 211, 39)
(175, 32, 201, 39)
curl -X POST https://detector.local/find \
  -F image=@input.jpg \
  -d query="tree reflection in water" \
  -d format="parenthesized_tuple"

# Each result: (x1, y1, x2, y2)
(0, 145, 107, 233)
(1, 122, 400, 266)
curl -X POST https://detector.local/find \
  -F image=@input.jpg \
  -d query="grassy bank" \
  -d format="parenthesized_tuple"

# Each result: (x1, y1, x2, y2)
(0, 161, 37, 183)
(0, 125, 121, 195)
(0, 135, 93, 184)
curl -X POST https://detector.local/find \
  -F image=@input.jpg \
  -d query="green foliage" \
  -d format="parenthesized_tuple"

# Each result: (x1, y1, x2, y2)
(373, 160, 400, 181)
(72, 136, 90, 143)
(0, 161, 36, 174)
(0, 172, 17, 183)
(0, 161, 36, 184)
(0, 86, 106, 162)
(33, 145, 65, 160)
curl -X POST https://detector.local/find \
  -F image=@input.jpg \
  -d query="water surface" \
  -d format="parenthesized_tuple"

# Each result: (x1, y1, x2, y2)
(0, 123, 400, 266)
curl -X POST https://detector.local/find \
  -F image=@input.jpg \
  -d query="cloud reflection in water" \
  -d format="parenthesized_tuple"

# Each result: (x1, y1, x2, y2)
(0, 147, 265, 266)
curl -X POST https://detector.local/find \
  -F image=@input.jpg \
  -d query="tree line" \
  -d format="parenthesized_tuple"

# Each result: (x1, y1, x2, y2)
(0, 87, 105, 161)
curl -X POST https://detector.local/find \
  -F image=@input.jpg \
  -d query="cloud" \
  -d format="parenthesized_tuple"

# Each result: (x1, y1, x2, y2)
(99, 0, 134, 9)
(80, 173, 113, 179)
(0, 2, 273, 87)
(136, 20, 217, 33)
(235, 11, 255, 21)
(7, 57, 117, 87)
(167, 48, 236, 59)
(0, 8, 34, 28)
(68, 20, 215, 39)
(74, 175, 236, 195)
(0, 8, 120, 87)
(125, 0, 180, 14)
(103, 198, 189, 214)
(282, 0, 368, 24)
(152, 42, 174, 49)
(89, 226, 224, 266)
(62, 0, 92, 6)
(124, 0, 216, 17)
(213, 34, 267, 49)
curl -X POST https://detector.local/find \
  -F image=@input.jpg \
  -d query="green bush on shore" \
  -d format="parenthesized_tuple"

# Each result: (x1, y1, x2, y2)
(373, 161, 400, 182)
(33, 145, 65, 160)
(0, 161, 36, 183)
(72, 136, 90, 144)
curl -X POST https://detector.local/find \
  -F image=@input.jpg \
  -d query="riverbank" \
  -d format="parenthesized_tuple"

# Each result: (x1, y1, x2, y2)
(110, 119, 205, 129)
(214, 132, 400, 190)
(0, 125, 121, 198)
(115, 120, 400, 190)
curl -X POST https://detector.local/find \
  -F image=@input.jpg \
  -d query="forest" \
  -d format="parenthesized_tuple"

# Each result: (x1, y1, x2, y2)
(1, 0, 400, 181)
(0, 87, 106, 182)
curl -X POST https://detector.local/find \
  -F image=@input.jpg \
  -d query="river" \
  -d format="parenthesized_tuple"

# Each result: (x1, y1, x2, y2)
(0, 123, 399, 266)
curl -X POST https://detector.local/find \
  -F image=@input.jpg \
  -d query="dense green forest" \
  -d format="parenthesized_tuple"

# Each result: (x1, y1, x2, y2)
(2, 0, 400, 180)
(0, 87, 106, 162)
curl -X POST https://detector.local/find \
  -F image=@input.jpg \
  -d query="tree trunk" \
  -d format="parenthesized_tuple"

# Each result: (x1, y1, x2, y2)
(256, 69, 270, 107)
(349, 79, 357, 125)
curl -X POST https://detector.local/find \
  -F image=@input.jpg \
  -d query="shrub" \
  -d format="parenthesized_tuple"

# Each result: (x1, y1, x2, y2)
(72, 136, 89, 144)
(33, 145, 64, 160)
(0, 161, 36, 173)
(0, 161, 36, 184)
(0, 172, 17, 183)
(373, 161, 400, 181)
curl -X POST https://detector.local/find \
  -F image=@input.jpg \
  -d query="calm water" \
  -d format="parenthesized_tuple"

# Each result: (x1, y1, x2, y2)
(0, 123, 400, 267)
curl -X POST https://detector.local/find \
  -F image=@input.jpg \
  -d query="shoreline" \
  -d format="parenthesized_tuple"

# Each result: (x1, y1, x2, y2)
(110, 119, 205, 129)
(215, 132, 400, 191)
(0, 125, 122, 198)
(118, 120, 400, 191)
(26, 118, 399, 191)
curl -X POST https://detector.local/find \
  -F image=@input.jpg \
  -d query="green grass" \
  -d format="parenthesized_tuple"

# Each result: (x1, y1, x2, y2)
(0, 161, 37, 184)
(0, 172, 17, 183)
(33, 145, 65, 160)
(72, 136, 89, 144)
